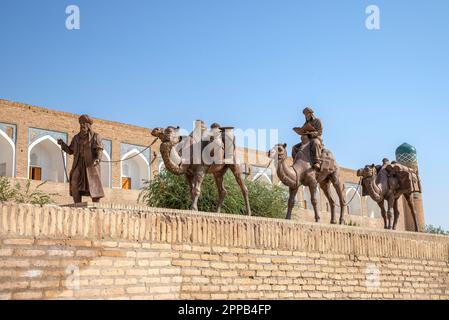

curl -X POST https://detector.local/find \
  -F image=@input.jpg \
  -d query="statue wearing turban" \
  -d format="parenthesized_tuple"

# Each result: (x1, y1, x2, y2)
(292, 107, 323, 171)
(58, 114, 105, 203)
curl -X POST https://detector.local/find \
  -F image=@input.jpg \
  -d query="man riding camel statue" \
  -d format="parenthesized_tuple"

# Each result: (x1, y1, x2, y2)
(292, 107, 323, 171)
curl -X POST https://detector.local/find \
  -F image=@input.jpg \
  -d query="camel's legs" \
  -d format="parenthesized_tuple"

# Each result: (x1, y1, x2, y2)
(330, 174, 346, 224)
(320, 180, 336, 224)
(392, 198, 400, 230)
(190, 170, 206, 211)
(230, 165, 252, 216)
(185, 173, 194, 201)
(213, 168, 228, 213)
(404, 193, 419, 232)
(378, 201, 388, 229)
(308, 184, 320, 222)
(286, 187, 298, 220)
(386, 194, 395, 229)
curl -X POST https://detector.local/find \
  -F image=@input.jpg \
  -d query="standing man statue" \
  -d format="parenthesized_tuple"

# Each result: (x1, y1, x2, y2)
(292, 107, 323, 171)
(58, 115, 105, 203)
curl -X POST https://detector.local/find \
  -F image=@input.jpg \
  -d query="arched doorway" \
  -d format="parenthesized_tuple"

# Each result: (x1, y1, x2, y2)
(346, 187, 362, 216)
(252, 172, 273, 185)
(0, 129, 15, 177)
(28, 135, 65, 182)
(158, 160, 166, 173)
(366, 197, 382, 218)
(101, 150, 111, 188)
(121, 149, 150, 190)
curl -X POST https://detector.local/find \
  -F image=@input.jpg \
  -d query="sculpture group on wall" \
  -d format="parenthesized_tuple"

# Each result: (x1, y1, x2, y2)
(151, 123, 251, 216)
(357, 160, 421, 231)
(61, 108, 422, 232)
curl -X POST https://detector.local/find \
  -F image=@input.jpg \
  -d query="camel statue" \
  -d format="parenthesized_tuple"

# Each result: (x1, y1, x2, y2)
(151, 126, 251, 216)
(268, 141, 346, 224)
(356, 164, 419, 231)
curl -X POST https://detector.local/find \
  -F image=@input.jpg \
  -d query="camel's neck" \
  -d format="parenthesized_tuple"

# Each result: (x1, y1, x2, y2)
(362, 175, 383, 203)
(276, 156, 299, 188)
(160, 142, 185, 175)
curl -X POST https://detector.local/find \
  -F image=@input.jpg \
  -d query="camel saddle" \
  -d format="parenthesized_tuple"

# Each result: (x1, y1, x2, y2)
(386, 163, 422, 193)
(179, 130, 236, 165)
(293, 143, 337, 182)
(320, 149, 337, 172)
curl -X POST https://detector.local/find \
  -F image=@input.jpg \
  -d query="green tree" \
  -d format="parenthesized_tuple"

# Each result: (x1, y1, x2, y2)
(139, 171, 288, 219)
(425, 224, 449, 235)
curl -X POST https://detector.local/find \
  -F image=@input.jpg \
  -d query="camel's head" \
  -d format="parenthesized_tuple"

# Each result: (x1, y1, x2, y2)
(151, 126, 181, 144)
(151, 127, 164, 140)
(268, 143, 288, 160)
(356, 164, 377, 178)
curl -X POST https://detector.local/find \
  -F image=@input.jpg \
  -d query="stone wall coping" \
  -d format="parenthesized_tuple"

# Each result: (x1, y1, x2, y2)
(55, 202, 449, 242)
(1, 203, 448, 262)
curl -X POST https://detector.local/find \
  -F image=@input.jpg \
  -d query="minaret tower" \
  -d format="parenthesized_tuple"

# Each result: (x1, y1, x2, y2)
(395, 143, 425, 232)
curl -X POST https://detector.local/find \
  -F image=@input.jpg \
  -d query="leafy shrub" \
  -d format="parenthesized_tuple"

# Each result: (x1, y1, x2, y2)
(344, 219, 360, 227)
(0, 177, 17, 202)
(139, 171, 287, 219)
(0, 177, 54, 206)
(425, 225, 449, 235)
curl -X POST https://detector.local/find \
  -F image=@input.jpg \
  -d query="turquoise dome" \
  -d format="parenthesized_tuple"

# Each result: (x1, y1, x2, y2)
(396, 143, 416, 156)
(395, 143, 417, 164)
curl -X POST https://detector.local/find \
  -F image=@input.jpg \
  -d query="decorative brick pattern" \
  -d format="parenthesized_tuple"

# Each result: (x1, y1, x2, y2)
(0, 203, 448, 300)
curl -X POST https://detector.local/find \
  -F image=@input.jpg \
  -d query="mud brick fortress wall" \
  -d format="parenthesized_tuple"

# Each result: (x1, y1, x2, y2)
(0, 99, 415, 231)
(0, 203, 447, 300)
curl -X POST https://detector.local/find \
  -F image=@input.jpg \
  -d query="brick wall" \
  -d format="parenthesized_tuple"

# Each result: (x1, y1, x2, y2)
(0, 99, 160, 186)
(0, 203, 447, 300)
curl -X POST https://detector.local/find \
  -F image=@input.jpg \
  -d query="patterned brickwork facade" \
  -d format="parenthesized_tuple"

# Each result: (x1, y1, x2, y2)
(0, 204, 447, 300)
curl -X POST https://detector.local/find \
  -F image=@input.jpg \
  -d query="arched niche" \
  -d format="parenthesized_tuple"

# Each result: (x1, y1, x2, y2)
(0, 129, 15, 177)
(28, 135, 65, 182)
(101, 150, 112, 188)
(120, 149, 150, 190)
(346, 187, 362, 216)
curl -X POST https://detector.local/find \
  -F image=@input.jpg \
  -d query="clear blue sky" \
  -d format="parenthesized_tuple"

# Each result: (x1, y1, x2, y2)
(1, 0, 448, 229)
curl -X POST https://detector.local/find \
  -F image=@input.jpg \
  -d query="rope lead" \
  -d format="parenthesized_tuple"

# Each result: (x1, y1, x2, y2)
(60, 137, 158, 182)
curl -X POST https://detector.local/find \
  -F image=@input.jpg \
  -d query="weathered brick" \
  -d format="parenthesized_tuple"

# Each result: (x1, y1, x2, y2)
(149, 286, 171, 294)
(126, 286, 147, 294)
(48, 250, 74, 257)
(29, 280, 60, 289)
(12, 291, 43, 300)
(3, 239, 34, 245)
(102, 288, 126, 296)
(0, 259, 30, 268)
(0, 249, 13, 256)
(89, 278, 115, 286)
(0, 281, 29, 291)
(14, 249, 46, 257)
